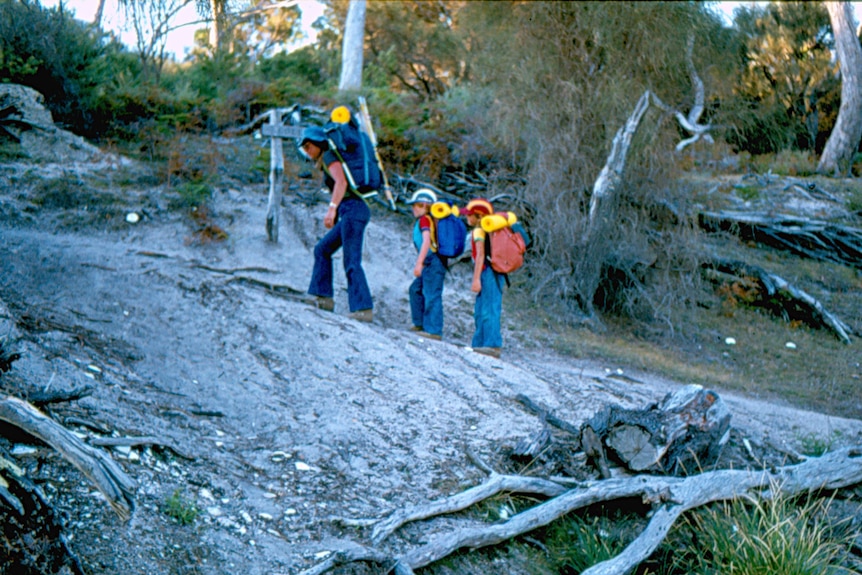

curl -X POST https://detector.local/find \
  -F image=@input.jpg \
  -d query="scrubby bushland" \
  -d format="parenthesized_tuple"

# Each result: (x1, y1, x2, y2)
(0, 0, 132, 137)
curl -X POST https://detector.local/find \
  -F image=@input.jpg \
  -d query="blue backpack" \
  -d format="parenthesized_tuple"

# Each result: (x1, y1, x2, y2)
(430, 200, 467, 259)
(323, 110, 382, 196)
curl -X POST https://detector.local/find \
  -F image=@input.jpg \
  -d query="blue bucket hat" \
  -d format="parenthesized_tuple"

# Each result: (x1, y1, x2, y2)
(299, 126, 327, 148)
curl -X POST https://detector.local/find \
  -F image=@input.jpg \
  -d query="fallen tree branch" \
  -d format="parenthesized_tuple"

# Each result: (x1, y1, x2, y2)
(371, 473, 569, 545)
(514, 393, 582, 439)
(0, 395, 136, 520)
(89, 435, 195, 461)
(702, 258, 854, 343)
(699, 210, 862, 270)
(307, 447, 862, 575)
(296, 545, 394, 575)
(28, 385, 94, 407)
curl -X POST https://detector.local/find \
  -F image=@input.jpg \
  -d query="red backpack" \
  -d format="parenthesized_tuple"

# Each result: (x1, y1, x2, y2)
(483, 212, 527, 274)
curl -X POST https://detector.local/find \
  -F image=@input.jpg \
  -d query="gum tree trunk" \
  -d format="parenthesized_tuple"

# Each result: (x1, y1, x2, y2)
(339, 0, 367, 92)
(817, 2, 862, 176)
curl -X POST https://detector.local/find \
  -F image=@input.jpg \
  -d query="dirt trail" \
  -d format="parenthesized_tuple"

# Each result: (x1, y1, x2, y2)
(1, 158, 861, 575)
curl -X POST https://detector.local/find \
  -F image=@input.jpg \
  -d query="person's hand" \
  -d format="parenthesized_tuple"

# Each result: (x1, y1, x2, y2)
(471, 278, 482, 293)
(324, 206, 336, 229)
(413, 263, 423, 277)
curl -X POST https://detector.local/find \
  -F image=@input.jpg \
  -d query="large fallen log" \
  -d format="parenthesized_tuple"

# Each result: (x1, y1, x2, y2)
(702, 258, 855, 343)
(0, 395, 136, 520)
(699, 210, 862, 270)
(312, 446, 862, 575)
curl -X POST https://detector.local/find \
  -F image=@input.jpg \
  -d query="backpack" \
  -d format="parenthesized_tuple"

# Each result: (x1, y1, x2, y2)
(482, 211, 527, 274)
(323, 107, 382, 197)
(430, 200, 468, 259)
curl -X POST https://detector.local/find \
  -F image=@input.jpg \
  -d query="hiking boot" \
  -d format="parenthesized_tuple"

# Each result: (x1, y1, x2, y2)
(408, 325, 424, 332)
(474, 347, 501, 358)
(314, 296, 334, 312)
(349, 309, 373, 323)
(417, 331, 442, 341)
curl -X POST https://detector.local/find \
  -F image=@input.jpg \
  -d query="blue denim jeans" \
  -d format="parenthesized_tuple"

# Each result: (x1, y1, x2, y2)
(409, 252, 446, 336)
(472, 266, 503, 348)
(308, 197, 373, 312)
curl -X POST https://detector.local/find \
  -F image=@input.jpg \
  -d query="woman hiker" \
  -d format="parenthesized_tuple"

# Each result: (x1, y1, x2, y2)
(298, 126, 373, 322)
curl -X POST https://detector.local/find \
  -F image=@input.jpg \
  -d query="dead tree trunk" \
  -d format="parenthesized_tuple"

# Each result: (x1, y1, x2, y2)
(702, 258, 855, 343)
(578, 91, 651, 318)
(582, 384, 731, 475)
(699, 210, 862, 270)
(0, 395, 136, 520)
(818, 2, 862, 176)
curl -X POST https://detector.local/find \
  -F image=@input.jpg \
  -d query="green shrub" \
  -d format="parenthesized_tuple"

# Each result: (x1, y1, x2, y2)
(162, 489, 198, 525)
(170, 181, 213, 210)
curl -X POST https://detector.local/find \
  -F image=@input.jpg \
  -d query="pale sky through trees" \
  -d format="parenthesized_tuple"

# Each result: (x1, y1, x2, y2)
(34, 1, 862, 60)
(37, 0, 325, 59)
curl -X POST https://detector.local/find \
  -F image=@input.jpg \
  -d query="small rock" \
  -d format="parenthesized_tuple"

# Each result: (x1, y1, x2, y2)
(785, 342, 797, 349)
(725, 337, 736, 345)
(125, 212, 140, 224)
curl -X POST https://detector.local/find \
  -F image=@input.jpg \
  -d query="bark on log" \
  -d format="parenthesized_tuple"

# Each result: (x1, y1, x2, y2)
(584, 385, 731, 474)
(702, 258, 854, 343)
(699, 210, 862, 270)
(0, 395, 136, 520)
(371, 473, 568, 545)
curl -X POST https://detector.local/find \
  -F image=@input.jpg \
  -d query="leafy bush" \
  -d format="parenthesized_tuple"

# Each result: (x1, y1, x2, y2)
(162, 489, 198, 525)
(0, 0, 131, 137)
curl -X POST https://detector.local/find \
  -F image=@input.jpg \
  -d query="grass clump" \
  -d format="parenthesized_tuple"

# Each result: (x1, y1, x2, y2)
(669, 491, 856, 575)
(162, 489, 199, 525)
(796, 430, 842, 457)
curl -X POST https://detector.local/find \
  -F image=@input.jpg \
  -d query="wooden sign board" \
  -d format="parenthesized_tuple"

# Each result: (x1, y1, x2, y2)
(261, 124, 305, 139)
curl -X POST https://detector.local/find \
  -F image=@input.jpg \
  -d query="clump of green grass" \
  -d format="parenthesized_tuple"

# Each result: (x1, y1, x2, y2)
(169, 180, 213, 210)
(162, 489, 199, 525)
(670, 490, 855, 575)
(796, 430, 842, 457)
(543, 514, 628, 573)
(734, 184, 761, 201)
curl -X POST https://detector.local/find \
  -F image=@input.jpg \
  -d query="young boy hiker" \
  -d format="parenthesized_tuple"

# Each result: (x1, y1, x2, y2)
(461, 198, 503, 358)
(406, 188, 445, 340)
(298, 126, 373, 322)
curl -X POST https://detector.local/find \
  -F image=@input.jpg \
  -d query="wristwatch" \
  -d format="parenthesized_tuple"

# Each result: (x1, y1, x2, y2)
(328, 202, 338, 209)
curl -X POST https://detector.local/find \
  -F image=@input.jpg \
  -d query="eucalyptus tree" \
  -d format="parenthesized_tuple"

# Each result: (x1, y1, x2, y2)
(338, 0, 365, 91)
(731, 1, 836, 154)
(817, 1, 862, 176)
(323, 0, 466, 98)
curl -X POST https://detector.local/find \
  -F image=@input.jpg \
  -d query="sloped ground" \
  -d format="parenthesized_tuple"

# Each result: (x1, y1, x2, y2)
(0, 148, 861, 575)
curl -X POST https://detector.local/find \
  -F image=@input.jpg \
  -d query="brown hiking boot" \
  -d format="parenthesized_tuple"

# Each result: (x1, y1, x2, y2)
(474, 347, 501, 358)
(408, 325, 423, 332)
(314, 296, 334, 312)
(417, 331, 442, 341)
(349, 309, 373, 323)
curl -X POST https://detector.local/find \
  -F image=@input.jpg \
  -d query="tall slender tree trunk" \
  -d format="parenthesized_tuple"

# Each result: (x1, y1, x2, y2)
(339, 0, 366, 92)
(818, 1, 862, 176)
(209, 0, 222, 52)
(93, 0, 106, 26)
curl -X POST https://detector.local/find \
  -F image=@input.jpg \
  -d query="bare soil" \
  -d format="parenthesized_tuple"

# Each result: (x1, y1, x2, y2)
(1, 147, 861, 575)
